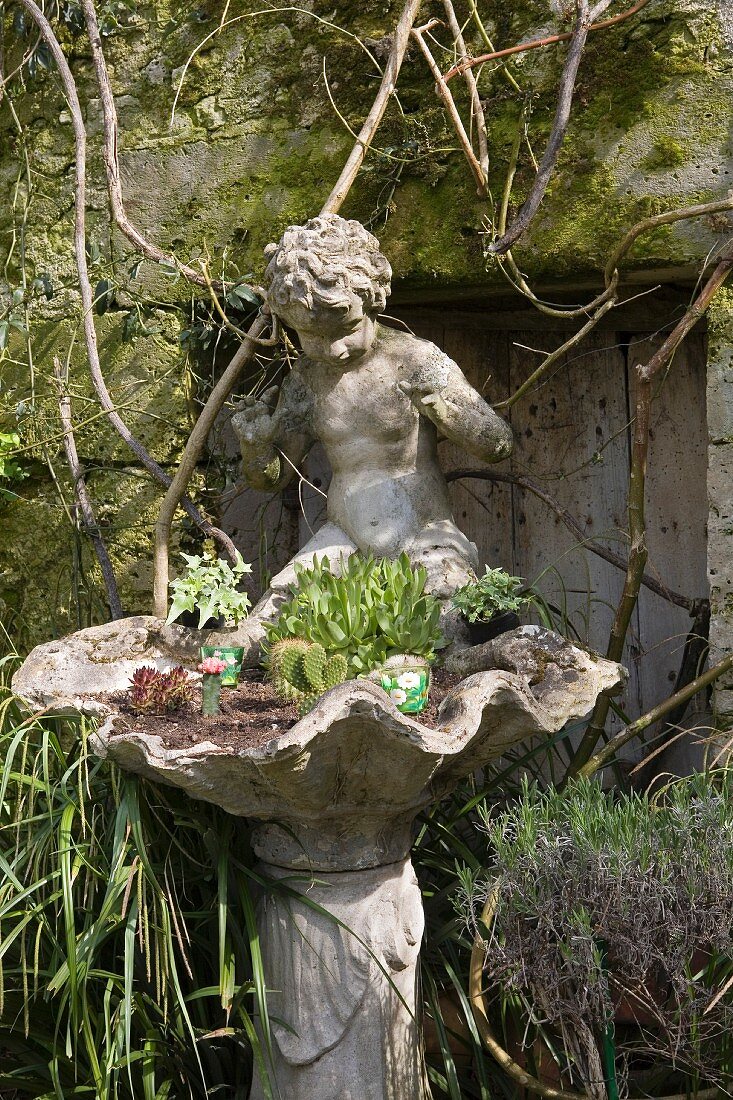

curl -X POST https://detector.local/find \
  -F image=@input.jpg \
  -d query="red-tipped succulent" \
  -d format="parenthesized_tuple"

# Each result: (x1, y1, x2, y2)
(129, 665, 194, 714)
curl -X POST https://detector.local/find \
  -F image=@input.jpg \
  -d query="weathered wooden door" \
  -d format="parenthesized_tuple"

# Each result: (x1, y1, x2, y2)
(395, 299, 709, 730)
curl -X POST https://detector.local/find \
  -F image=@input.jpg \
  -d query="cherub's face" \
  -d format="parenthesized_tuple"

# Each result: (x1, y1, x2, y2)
(277, 292, 377, 368)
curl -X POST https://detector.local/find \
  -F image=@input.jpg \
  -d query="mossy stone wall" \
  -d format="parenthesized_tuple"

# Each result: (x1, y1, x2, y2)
(0, 0, 732, 654)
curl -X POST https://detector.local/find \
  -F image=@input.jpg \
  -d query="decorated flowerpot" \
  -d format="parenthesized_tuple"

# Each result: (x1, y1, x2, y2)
(200, 645, 245, 687)
(378, 657, 430, 714)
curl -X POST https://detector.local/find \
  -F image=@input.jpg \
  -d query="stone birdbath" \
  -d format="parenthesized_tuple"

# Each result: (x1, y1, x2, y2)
(14, 215, 624, 1097)
(14, 616, 623, 1100)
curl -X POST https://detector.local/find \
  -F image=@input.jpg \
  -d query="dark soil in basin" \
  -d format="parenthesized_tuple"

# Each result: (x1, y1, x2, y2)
(107, 668, 464, 753)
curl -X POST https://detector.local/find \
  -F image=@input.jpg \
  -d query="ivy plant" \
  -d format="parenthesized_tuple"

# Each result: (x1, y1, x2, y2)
(166, 548, 252, 628)
(0, 432, 28, 500)
(451, 566, 532, 624)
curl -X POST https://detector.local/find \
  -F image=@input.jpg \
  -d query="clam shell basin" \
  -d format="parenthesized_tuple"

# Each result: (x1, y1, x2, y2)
(12, 617, 623, 870)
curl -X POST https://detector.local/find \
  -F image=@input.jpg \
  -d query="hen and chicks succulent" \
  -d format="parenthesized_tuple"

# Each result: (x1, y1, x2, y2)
(128, 665, 193, 714)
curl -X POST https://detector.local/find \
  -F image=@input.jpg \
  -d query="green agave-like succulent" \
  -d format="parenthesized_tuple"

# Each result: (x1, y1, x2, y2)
(264, 552, 445, 677)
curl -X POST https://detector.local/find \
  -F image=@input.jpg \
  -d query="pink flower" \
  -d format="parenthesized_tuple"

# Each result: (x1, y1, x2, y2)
(198, 657, 228, 675)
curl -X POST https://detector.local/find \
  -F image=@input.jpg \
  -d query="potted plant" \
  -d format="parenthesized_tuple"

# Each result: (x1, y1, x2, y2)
(166, 545, 252, 686)
(264, 552, 445, 714)
(451, 566, 532, 645)
(197, 655, 228, 716)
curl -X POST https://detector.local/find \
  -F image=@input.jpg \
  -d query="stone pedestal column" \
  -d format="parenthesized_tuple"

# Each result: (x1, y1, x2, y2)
(250, 854, 426, 1100)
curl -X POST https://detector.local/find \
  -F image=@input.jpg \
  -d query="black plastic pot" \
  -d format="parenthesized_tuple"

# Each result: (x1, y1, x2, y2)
(465, 610, 520, 646)
(174, 610, 225, 631)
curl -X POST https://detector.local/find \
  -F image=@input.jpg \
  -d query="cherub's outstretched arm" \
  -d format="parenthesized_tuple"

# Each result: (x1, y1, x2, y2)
(400, 343, 513, 463)
(231, 372, 314, 492)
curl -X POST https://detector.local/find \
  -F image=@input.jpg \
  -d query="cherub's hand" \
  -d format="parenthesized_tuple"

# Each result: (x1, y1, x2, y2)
(397, 380, 451, 422)
(231, 386, 279, 447)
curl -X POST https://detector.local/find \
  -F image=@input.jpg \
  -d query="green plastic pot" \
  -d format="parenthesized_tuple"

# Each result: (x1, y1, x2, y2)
(378, 659, 431, 714)
(200, 645, 244, 687)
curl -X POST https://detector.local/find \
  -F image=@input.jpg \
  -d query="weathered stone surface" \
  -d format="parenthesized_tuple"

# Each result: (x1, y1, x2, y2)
(2, 1, 732, 651)
(15, 619, 623, 867)
(12, 615, 208, 717)
(443, 624, 625, 724)
(233, 216, 513, 600)
(13, 616, 623, 1100)
(250, 858, 425, 1100)
(707, 293, 733, 728)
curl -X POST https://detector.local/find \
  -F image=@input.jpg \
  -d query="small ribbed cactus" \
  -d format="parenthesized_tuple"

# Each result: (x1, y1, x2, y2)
(268, 639, 348, 715)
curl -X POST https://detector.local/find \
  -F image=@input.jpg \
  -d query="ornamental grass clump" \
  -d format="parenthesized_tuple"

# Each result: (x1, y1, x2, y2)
(459, 775, 733, 1096)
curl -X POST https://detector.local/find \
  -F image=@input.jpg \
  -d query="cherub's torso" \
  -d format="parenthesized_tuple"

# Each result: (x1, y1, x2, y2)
(287, 325, 459, 557)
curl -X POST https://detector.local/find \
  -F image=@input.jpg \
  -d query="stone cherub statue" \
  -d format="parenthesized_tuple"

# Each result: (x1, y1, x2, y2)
(222, 214, 512, 658)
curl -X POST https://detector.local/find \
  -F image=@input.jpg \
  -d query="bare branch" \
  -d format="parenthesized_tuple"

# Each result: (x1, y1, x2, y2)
(152, 314, 268, 618)
(15, 0, 238, 563)
(605, 195, 733, 286)
(53, 357, 123, 620)
(445, 0, 651, 83)
(198, 261, 281, 348)
(469, 888, 590, 1100)
(322, 0, 422, 214)
(576, 653, 733, 779)
(496, 295, 616, 409)
(442, 0, 489, 180)
(487, 0, 593, 255)
(153, 0, 424, 614)
(445, 468, 696, 611)
(639, 247, 733, 382)
(412, 19, 487, 196)
(79, 0, 255, 295)
(567, 254, 733, 776)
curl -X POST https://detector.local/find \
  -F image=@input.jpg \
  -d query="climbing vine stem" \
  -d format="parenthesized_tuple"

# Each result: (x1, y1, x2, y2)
(567, 248, 733, 777)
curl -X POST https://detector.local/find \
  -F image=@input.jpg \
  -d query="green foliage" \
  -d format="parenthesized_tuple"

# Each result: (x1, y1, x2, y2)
(413, 715, 593, 1098)
(459, 776, 733, 1092)
(180, 281, 261, 353)
(0, 290, 27, 354)
(167, 547, 252, 628)
(268, 638, 348, 715)
(265, 552, 446, 676)
(0, 652, 275, 1100)
(451, 566, 531, 624)
(129, 664, 194, 714)
(0, 431, 27, 499)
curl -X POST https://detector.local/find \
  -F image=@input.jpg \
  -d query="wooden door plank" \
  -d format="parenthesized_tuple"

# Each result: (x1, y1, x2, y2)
(438, 321, 514, 573)
(508, 330, 642, 730)
(629, 333, 709, 723)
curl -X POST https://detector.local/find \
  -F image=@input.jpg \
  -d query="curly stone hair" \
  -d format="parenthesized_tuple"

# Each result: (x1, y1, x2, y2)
(263, 214, 392, 316)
